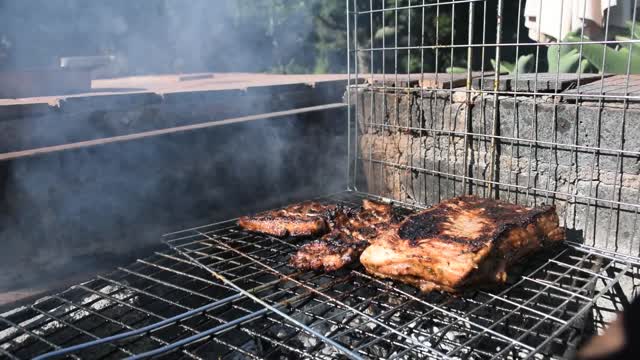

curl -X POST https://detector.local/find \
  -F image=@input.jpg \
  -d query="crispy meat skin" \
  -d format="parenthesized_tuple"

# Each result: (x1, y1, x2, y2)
(290, 199, 397, 271)
(360, 196, 565, 293)
(237, 202, 336, 237)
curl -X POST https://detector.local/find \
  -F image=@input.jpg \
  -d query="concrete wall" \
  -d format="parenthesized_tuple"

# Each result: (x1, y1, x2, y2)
(0, 81, 348, 290)
(349, 87, 640, 256)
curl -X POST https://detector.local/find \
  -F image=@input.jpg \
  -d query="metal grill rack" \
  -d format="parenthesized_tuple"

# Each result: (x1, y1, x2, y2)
(3, 0, 640, 358)
(0, 192, 638, 359)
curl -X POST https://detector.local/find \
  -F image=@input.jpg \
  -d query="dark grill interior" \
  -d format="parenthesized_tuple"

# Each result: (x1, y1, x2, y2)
(1, 192, 635, 359)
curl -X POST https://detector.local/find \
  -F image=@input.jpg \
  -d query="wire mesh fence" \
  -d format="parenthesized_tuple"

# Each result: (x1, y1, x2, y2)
(346, 0, 640, 257)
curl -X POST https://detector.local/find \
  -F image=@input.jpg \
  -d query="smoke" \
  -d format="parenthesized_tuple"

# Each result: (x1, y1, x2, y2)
(0, 104, 348, 291)
(0, 0, 317, 75)
(0, 1, 348, 294)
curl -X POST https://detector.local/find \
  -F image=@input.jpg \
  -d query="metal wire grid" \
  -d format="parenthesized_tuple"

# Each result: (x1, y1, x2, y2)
(346, 0, 640, 256)
(0, 192, 636, 359)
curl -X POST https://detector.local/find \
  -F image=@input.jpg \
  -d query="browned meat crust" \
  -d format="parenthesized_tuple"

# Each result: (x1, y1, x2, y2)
(360, 196, 565, 293)
(290, 199, 399, 271)
(237, 202, 337, 237)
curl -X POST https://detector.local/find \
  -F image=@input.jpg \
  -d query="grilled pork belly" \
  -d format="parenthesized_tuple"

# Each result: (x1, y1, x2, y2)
(238, 202, 337, 237)
(290, 199, 399, 271)
(360, 196, 565, 293)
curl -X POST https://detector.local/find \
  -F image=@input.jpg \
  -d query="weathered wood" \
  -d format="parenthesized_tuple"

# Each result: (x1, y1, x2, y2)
(474, 72, 610, 92)
(561, 74, 640, 101)
(365, 72, 493, 89)
(0, 69, 91, 98)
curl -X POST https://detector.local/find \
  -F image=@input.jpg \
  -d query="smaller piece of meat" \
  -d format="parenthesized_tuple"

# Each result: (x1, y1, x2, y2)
(238, 202, 336, 237)
(288, 231, 367, 272)
(290, 199, 399, 271)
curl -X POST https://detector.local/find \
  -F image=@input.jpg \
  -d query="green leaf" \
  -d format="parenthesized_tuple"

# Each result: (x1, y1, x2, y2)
(446, 66, 467, 74)
(579, 43, 640, 74)
(578, 58, 593, 73)
(547, 44, 561, 72)
(548, 48, 582, 73)
(514, 54, 534, 74)
(614, 35, 640, 57)
(490, 59, 514, 73)
(626, 20, 640, 40)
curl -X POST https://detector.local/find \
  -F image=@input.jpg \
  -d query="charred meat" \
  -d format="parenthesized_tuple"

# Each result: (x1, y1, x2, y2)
(290, 199, 399, 271)
(238, 202, 337, 237)
(360, 196, 565, 293)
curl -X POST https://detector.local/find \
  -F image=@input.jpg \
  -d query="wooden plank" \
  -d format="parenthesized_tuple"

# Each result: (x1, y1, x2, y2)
(365, 72, 493, 89)
(0, 69, 91, 98)
(474, 72, 611, 92)
(561, 74, 640, 101)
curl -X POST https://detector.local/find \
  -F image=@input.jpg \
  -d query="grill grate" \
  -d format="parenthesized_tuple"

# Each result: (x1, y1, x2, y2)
(1, 192, 637, 359)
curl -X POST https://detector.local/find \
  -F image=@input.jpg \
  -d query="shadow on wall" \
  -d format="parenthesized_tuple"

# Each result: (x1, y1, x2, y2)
(0, 108, 347, 291)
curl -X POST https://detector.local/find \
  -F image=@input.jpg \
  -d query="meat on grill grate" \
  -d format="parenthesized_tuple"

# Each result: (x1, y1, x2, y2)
(290, 199, 400, 271)
(360, 196, 565, 293)
(238, 202, 337, 237)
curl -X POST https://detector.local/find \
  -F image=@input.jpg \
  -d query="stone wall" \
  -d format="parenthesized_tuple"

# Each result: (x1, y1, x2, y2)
(349, 86, 640, 255)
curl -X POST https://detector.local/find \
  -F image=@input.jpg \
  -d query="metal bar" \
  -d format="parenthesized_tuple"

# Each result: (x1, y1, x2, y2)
(122, 274, 350, 360)
(123, 308, 271, 360)
(356, 272, 536, 354)
(0, 316, 81, 360)
(521, 262, 634, 359)
(42, 286, 213, 358)
(352, 0, 360, 191)
(367, 0, 374, 197)
(432, 0, 442, 203)
(0, 347, 20, 360)
(353, 84, 640, 101)
(105, 267, 330, 359)
(505, 0, 524, 203)
(488, 0, 504, 198)
(462, 0, 475, 195)
(477, 0, 488, 198)
(351, 0, 482, 14)
(26, 305, 137, 359)
(194, 233, 440, 354)
(166, 239, 365, 360)
(346, 0, 353, 191)
(359, 157, 640, 210)
(0, 103, 347, 162)
(374, 245, 579, 358)
(353, 38, 640, 51)
(79, 266, 331, 359)
(32, 283, 244, 360)
(448, 264, 598, 357)
(358, 118, 640, 157)
(446, 0, 457, 199)
(190, 230, 449, 358)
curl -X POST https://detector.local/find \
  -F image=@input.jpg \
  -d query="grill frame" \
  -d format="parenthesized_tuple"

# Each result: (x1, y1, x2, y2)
(1, 192, 637, 359)
(3, 0, 640, 358)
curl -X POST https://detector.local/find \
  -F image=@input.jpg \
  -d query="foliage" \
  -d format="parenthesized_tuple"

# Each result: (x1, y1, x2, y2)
(560, 25, 640, 74)
(446, 66, 466, 74)
(354, 1, 455, 74)
(495, 22, 640, 75)
(490, 54, 534, 75)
